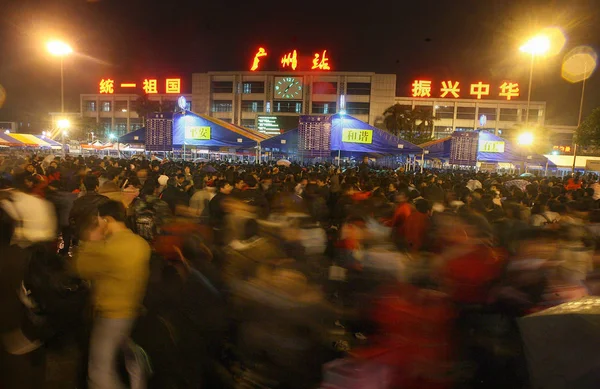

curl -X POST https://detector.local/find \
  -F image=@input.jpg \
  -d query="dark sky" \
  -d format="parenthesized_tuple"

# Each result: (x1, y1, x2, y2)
(1, 0, 599, 128)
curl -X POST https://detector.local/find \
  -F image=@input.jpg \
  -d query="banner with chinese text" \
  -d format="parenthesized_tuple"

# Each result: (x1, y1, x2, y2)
(341, 129, 373, 144)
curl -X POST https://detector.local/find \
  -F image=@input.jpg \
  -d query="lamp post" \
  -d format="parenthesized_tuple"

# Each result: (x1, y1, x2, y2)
(520, 35, 550, 128)
(47, 40, 73, 113)
(57, 119, 70, 157)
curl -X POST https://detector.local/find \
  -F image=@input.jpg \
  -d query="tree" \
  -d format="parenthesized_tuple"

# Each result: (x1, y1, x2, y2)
(382, 104, 437, 144)
(575, 107, 600, 148)
(132, 94, 160, 126)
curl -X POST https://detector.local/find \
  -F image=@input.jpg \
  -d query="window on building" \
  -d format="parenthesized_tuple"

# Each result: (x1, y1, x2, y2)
(241, 100, 264, 112)
(185, 101, 192, 111)
(456, 106, 475, 120)
(346, 102, 370, 115)
(434, 126, 454, 139)
(211, 100, 232, 112)
(312, 82, 337, 95)
(85, 101, 96, 112)
(242, 82, 265, 94)
(478, 107, 497, 121)
(312, 102, 337, 114)
(435, 105, 454, 119)
(101, 101, 111, 112)
(499, 108, 518, 121)
(522, 109, 540, 123)
(274, 101, 302, 113)
(241, 118, 256, 129)
(99, 118, 111, 132)
(130, 119, 143, 132)
(114, 100, 128, 113)
(346, 82, 371, 95)
(211, 81, 233, 94)
(161, 100, 177, 112)
(114, 120, 127, 137)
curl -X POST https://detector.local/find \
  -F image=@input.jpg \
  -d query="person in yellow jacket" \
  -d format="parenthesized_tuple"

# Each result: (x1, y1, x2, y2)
(74, 200, 150, 389)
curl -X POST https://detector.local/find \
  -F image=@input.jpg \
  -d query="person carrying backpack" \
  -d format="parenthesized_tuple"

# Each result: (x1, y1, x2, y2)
(132, 180, 172, 241)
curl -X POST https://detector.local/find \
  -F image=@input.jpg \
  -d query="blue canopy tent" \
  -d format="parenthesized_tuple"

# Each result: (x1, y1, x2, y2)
(330, 114, 422, 155)
(419, 131, 556, 169)
(173, 111, 262, 149)
(118, 127, 146, 144)
(260, 129, 299, 154)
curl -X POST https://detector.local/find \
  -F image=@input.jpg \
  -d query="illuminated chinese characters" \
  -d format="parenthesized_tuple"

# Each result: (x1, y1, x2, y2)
(250, 47, 332, 71)
(412, 80, 432, 97)
(281, 50, 298, 70)
(311, 50, 331, 70)
(98, 78, 182, 94)
(411, 79, 520, 100)
(251, 47, 268, 71)
(99, 79, 115, 94)
(342, 129, 373, 144)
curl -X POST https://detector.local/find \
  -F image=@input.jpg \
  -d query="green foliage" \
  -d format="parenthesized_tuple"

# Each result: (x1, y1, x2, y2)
(575, 107, 600, 147)
(382, 104, 437, 144)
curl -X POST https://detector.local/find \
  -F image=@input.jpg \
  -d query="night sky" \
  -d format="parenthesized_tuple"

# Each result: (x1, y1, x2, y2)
(1, 0, 599, 129)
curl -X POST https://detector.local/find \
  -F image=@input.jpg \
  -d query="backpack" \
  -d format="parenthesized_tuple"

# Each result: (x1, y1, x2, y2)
(135, 200, 158, 241)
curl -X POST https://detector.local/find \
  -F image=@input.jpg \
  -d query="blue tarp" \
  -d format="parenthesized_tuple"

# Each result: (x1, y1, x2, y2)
(260, 129, 299, 153)
(330, 114, 422, 154)
(173, 111, 258, 149)
(260, 115, 422, 156)
(420, 131, 556, 168)
(118, 127, 145, 143)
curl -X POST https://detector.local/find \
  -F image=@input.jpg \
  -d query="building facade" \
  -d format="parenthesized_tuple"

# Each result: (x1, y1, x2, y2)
(191, 71, 396, 133)
(80, 93, 192, 138)
(393, 96, 547, 139)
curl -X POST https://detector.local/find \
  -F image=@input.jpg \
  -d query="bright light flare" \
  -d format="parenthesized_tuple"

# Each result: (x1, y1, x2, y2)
(520, 35, 550, 56)
(517, 132, 534, 146)
(562, 46, 598, 83)
(47, 40, 73, 57)
(540, 27, 566, 57)
(57, 119, 70, 129)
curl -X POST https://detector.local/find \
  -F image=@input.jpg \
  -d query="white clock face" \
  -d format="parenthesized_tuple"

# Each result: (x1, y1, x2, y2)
(274, 76, 303, 99)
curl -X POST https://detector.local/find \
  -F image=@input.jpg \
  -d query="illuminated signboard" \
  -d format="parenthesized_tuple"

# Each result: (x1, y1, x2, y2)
(185, 126, 211, 140)
(98, 78, 182, 94)
(410, 79, 520, 100)
(250, 47, 332, 71)
(257, 115, 298, 134)
(342, 128, 373, 144)
(479, 140, 505, 153)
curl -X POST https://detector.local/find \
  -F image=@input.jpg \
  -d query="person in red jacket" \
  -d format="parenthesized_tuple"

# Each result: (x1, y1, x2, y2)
(565, 176, 582, 191)
(403, 198, 431, 252)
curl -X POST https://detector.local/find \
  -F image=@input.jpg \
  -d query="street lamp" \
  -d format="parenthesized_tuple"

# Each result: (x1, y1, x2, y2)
(520, 35, 550, 128)
(57, 119, 70, 157)
(46, 40, 73, 113)
(517, 132, 534, 146)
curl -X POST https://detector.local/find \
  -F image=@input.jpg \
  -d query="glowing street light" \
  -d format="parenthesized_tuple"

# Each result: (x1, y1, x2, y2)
(520, 35, 551, 56)
(517, 132, 534, 146)
(57, 119, 70, 157)
(520, 34, 551, 130)
(46, 40, 73, 114)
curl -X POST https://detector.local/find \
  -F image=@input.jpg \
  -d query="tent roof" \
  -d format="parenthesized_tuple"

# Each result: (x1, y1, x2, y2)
(173, 111, 259, 149)
(259, 129, 299, 153)
(419, 131, 555, 167)
(118, 127, 146, 143)
(0, 133, 25, 146)
(330, 114, 422, 154)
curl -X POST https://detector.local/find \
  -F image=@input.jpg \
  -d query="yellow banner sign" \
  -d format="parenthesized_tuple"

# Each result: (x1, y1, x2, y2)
(479, 140, 505, 153)
(342, 128, 373, 144)
(185, 126, 211, 140)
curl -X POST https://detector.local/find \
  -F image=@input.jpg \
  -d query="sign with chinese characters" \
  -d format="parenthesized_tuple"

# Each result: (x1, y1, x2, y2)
(98, 78, 182, 94)
(185, 126, 211, 140)
(257, 116, 282, 135)
(553, 145, 572, 153)
(450, 131, 479, 166)
(342, 128, 373, 144)
(145, 113, 173, 152)
(298, 115, 331, 158)
(411, 80, 520, 100)
(250, 47, 332, 71)
(479, 140, 505, 153)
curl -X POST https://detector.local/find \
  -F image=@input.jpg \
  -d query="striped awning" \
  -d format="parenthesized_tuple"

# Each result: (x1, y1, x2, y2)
(0, 133, 63, 148)
(0, 133, 27, 146)
(198, 115, 270, 142)
(8, 133, 53, 147)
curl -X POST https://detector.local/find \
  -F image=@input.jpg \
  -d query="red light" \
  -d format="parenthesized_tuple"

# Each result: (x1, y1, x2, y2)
(251, 47, 267, 71)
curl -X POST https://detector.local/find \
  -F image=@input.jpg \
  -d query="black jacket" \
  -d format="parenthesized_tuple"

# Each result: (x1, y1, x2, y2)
(69, 192, 109, 238)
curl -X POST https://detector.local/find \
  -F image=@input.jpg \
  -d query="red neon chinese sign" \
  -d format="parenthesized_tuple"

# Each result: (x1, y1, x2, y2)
(251, 47, 267, 71)
(98, 78, 182, 94)
(249, 47, 332, 71)
(409, 79, 520, 100)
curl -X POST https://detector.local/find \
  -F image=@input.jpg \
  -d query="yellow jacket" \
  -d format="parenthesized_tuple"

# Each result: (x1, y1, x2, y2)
(74, 229, 150, 318)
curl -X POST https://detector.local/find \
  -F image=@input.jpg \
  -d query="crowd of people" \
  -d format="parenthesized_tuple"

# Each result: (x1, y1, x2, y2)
(0, 152, 599, 389)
